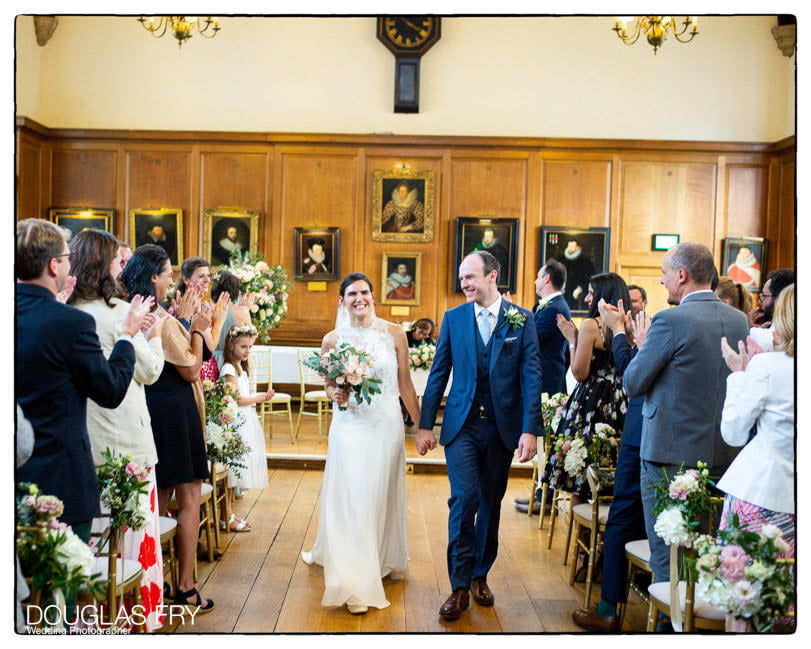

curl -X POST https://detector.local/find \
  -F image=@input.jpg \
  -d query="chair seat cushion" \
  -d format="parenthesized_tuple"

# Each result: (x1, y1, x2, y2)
(572, 502, 611, 524)
(270, 392, 292, 402)
(625, 538, 651, 562)
(648, 581, 726, 620)
(89, 558, 143, 589)
(304, 390, 328, 399)
(159, 516, 177, 538)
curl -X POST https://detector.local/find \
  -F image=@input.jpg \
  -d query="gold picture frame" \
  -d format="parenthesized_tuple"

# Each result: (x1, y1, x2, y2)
(203, 207, 260, 267)
(371, 168, 434, 242)
(49, 207, 116, 239)
(129, 208, 183, 269)
(381, 252, 422, 306)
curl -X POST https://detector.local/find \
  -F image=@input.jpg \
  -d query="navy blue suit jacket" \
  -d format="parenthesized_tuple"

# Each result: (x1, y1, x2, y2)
(534, 293, 570, 396)
(16, 283, 135, 524)
(612, 333, 642, 447)
(418, 300, 542, 451)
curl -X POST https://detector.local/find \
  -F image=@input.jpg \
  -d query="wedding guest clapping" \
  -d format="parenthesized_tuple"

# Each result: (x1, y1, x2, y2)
(717, 284, 795, 555)
(68, 228, 167, 631)
(122, 244, 215, 613)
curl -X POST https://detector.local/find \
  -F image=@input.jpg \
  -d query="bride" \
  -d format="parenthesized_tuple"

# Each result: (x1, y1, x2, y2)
(301, 272, 421, 615)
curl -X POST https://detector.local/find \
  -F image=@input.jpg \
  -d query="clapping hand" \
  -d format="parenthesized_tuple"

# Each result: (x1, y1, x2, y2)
(631, 310, 651, 349)
(141, 309, 168, 340)
(597, 298, 626, 335)
(172, 285, 202, 320)
(212, 291, 231, 325)
(556, 313, 577, 346)
(56, 276, 77, 304)
(191, 301, 213, 333)
(721, 336, 748, 372)
(122, 295, 154, 337)
(238, 292, 256, 309)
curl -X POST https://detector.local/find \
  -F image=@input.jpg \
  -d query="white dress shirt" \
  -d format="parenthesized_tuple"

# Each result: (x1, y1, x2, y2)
(717, 351, 794, 514)
(473, 296, 502, 341)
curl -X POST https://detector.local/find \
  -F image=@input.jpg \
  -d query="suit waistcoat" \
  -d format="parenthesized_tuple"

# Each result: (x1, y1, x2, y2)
(470, 318, 496, 419)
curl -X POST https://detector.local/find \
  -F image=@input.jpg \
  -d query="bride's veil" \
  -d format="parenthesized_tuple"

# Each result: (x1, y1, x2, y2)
(334, 300, 378, 331)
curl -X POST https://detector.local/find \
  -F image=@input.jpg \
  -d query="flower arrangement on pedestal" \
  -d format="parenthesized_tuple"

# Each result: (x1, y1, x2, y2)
(203, 378, 249, 477)
(15, 483, 105, 609)
(96, 448, 151, 532)
(694, 517, 795, 632)
(302, 343, 383, 411)
(408, 340, 435, 370)
(222, 251, 291, 341)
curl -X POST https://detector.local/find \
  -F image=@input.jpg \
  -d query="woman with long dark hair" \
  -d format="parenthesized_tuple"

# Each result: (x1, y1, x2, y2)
(122, 244, 215, 613)
(68, 229, 167, 630)
(542, 272, 630, 500)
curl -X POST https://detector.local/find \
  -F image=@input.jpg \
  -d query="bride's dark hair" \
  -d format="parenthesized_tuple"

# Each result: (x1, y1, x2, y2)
(339, 272, 374, 297)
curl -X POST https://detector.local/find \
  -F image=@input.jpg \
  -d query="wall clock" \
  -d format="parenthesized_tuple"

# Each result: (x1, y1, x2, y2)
(376, 16, 441, 113)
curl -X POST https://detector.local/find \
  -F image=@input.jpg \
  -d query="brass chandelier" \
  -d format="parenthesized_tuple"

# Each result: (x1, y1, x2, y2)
(613, 16, 698, 54)
(137, 16, 221, 48)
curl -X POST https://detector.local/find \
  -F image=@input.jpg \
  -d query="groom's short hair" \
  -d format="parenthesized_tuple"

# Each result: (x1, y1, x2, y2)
(470, 250, 500, 279)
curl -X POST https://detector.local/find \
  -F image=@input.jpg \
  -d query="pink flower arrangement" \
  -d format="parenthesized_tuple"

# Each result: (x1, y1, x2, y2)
(719, 545, 751, 581)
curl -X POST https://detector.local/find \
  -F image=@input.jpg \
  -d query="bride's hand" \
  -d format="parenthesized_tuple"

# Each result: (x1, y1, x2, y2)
(329, 385, 350, 405)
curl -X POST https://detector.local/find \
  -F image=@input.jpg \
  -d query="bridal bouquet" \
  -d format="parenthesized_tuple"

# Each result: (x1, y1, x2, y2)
(694, 517, 794, 632)
(203, 378, 249, 476)
(16, 483, 105, 606)
(96, 448, 151, 531)
(302, 343, 383, 410)
(408, 340, 435, 370)
(222, 251, 291, 341)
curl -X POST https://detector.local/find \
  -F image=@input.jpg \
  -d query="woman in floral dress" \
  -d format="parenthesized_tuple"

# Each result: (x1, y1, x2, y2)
(541, 272, 630, 502)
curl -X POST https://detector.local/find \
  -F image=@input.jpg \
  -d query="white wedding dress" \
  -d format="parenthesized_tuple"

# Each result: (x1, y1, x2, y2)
(301, 317, 409, 610)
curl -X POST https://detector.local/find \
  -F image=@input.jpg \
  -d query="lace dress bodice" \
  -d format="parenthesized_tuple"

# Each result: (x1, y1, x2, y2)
(334, 318, 399, 414)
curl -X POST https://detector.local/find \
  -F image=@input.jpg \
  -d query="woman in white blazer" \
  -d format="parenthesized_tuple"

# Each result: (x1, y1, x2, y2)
(718, 283, 794, 555)
(68, 229, 167, 631)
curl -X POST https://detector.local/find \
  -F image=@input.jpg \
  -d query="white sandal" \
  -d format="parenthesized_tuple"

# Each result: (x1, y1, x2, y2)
(220, 513, 252, 532)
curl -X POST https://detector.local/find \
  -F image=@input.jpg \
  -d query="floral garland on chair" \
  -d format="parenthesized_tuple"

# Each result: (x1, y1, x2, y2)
(203, 378, 249, 477)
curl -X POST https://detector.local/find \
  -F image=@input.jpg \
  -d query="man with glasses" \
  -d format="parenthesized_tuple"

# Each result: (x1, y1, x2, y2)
(749, 268, 795, 351)
(16, 218, 150, 543)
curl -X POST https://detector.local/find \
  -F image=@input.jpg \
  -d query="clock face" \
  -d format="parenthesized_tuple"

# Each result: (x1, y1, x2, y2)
(377, 16, 441, 55)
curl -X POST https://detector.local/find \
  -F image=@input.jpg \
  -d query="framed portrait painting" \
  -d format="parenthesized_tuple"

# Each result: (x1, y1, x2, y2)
(371, 168, 435, 242)
(293, 227, 340, 281)
(130, 208, 183, 269)
(381, 252, 421, 306)
(203, 207, 259, 268)
(49, 207, 115, 239)
(721, 237, 767, 293)
(454, 217, 519, 294)
(539, 226, 610, 317)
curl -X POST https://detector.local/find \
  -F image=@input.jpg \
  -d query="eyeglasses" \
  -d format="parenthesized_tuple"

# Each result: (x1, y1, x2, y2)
(53, 253, 71, 259)
(761, 292, 774, 299)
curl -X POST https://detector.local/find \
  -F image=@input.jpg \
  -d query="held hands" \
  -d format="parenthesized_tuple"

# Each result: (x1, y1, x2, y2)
(122, 295, 155, 337)
(415, 427, 437, 456)
(556, 313, 577, 346)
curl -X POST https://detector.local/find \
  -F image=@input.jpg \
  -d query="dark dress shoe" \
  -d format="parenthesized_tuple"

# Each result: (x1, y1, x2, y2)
(470, 578, 494, 606)
(514, 501, 542, 514)
(572, 605, 619, 632)
(514, 497, 530, 505)
(439, 589, 470, 620)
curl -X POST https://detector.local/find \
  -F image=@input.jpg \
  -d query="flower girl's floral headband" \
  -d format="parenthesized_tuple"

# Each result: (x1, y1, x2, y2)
(227, 324, 258, 339)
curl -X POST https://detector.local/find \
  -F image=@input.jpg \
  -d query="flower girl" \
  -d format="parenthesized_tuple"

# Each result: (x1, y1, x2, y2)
(218, 324, 273, 532)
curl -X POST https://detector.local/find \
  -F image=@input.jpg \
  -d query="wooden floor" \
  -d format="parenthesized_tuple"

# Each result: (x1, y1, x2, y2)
(162, 413, 651, 635)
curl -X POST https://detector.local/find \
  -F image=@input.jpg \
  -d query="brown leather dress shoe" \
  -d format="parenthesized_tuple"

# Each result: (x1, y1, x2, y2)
(439, 589, 470, 620)
(514, 497, 530, 505)
(515, 501, 542, 514)
(470, 578, 494, 606)
(572, 605, 619, 632)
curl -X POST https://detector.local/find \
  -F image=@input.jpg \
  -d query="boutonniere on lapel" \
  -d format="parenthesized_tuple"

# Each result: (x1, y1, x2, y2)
(500, 306, 527, 332)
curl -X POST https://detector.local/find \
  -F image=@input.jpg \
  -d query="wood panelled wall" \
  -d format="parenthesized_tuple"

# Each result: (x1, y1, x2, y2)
(15, 118, 795, 346)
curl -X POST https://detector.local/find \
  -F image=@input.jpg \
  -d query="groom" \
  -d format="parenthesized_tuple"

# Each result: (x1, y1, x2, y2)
(416, 251, 542, 621)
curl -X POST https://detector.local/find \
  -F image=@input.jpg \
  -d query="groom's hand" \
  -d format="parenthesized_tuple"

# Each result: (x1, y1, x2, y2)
(516, 433, 537, 463)
(415, 427, 437, 455)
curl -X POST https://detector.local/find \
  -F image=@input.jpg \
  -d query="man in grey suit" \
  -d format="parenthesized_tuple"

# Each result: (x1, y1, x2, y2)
(623, 242, 749, 585)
